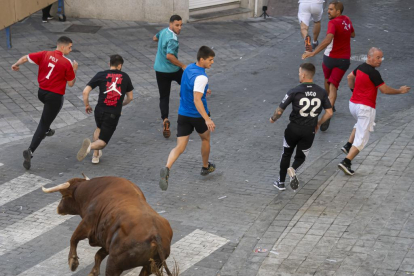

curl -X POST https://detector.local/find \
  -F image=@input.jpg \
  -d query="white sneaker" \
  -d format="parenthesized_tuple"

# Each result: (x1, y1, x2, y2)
(77, 138, 91, 161)
(92, 150, 102, 164)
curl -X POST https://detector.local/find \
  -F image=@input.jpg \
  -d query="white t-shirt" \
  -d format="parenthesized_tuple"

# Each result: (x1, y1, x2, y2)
(193, 75, 208, 93)
(298, 0, 324, 3)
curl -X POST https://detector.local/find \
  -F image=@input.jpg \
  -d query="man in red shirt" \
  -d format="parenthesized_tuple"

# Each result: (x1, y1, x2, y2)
(11, 36, 78, 170)
(338, 47, 410, 175)
(302, 1, 355, 131)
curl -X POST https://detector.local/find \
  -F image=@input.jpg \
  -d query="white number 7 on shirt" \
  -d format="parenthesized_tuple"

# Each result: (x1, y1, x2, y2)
(46, 62, 55, 79)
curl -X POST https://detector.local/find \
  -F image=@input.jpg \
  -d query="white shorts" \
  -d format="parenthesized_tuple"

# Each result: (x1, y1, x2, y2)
(298, 3, 324, 26)
(349, 102, 376, 151)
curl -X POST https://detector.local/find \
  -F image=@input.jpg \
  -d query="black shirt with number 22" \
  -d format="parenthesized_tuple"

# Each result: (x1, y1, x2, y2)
(279, 83, 332, 127)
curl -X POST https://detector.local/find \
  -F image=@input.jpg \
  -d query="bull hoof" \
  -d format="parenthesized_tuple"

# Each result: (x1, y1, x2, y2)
(68, 255, 79, 271)
(87, 269, 99, 276)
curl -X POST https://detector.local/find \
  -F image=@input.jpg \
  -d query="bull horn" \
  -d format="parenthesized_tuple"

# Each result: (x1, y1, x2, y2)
(42, 182, 70, 193)
(82, 173, 90, 180)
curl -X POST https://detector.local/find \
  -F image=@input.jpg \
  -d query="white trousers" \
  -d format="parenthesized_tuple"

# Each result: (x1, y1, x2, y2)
(298, 3, 324, 26)
(349, 102, 376, 151)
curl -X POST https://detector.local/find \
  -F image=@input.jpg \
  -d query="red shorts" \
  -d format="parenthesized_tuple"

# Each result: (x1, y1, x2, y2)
(322, 55, 350, 88)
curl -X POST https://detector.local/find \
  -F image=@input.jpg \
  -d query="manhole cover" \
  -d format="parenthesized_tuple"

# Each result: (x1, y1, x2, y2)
(64, 24, 101, 34)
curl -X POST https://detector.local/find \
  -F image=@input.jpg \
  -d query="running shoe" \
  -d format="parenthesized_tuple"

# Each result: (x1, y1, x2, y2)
(338, 160, 355, 175)
(92, 150, 102, 164)
(305, 35, 313, 52)
(23, 148, 32, 170)
(273, 181, 286, 191)
(159, 167, 170, 191)
(47, 16, 54, 20)
(288, 167, 299, 190)
(320, 118, 331, 132)
(77, 138, 91, 161)
(201, 162, 216, 176)
(312, 40, 319, 49)
(341, 143, 351, 154)
(45, 128, 55, 137)
(163, 119, 171, 138)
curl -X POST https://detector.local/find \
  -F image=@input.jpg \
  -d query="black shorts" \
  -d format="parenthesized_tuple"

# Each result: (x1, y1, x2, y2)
(94, 107, 120, 144)
(177, 115, 208, 137)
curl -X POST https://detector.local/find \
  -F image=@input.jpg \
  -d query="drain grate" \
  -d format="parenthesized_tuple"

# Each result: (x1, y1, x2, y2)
(64, 24, 102, 34)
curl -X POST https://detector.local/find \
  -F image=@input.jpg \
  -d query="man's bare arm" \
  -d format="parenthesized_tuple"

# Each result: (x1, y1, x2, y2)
(347, 72, 356, 90)
(166, 54, 186, 70)
(270, 107, 285, 122)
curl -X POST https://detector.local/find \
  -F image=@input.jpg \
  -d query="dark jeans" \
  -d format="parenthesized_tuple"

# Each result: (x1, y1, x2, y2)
(279, 123, 315, 182)
(29, 89, 64, 153)
(155, 69, 183, 120)
(42, 5, 52, 20)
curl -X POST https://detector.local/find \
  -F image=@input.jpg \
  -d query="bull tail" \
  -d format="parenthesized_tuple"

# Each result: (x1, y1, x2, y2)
(149, 236, 179, 276)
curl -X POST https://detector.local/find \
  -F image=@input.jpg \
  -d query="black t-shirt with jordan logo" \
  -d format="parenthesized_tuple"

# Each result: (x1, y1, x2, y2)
(279, 83, 332, 127)
(87, 69, 134, 115)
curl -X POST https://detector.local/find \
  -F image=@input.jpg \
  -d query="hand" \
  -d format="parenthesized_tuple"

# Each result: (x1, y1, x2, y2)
(302, 51, 313, 60)
(400, 86, 411, 94)
(205, 118, 215, 132)
(182, 65, 187, 70)
(72, 60, 78, 71)
(11, 64, 20, 71)
(207, 89, 212, 95)
(85, 105, 93, 114)
(269, 117, 275, 123)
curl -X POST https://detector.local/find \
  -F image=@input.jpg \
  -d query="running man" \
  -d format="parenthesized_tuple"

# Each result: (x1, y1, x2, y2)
(77, 55, 134, 163)
(270, 63, 333, 191)
(298, 0, 325, 52)
(153, 14, 186, 139)
(11, 36, 78, 170)
(338, 48, 410, 175)
(159, 46, 216, 191)
(302, 1, 354, 131)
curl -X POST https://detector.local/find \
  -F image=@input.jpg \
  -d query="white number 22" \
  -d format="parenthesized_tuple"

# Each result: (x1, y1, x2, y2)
(46, 62, 55, 79)
(299, 98, 321, 117)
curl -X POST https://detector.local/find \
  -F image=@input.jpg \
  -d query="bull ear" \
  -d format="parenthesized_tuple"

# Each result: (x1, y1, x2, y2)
(42, 182, 70, 193)
(82, 173, 90, 180)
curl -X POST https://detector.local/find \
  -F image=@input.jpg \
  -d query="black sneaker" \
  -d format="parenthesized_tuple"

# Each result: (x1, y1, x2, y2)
(45, 128, 55, 137)
(23, 149, 32, 170)
(273, 181, 286, 191)
(338, 160, 355, 175)
(287, 167, 299, 190)
(320, 118, 331, 132)
(341, 143, 351, 154)
(159, 167, 170, 191)
(312, 40, 319, 49)
(201, 162, 215, 176)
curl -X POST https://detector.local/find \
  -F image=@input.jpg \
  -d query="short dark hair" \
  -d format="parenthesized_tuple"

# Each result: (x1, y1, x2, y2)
(197, 46, 215, 61)
(110, 54, 124, 67)
(300, 63, 316, 77)
(170, 15, 182, 23)
(57, 36, 72, 45)
(329, 1, 344, 14)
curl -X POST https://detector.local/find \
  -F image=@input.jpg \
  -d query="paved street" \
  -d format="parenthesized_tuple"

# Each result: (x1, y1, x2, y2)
(1, 0, 414, 275)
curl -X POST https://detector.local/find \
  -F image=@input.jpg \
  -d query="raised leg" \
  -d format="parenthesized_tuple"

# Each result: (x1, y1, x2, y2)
(88, 248, 109, 276)
(68, 221, 88, 271)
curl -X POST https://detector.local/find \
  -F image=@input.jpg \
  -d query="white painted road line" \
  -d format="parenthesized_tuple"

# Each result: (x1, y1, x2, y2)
(125, 229, 229, 275)
(16, 229, 229, 276)
(0, 201, 73, 256)
(17, 240, 95, 276)
(0, 173, 52, 207)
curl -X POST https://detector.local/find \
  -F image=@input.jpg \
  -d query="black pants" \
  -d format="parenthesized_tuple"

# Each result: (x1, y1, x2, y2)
(29, 89, 64, 153)
(42, 5, 52, 21)
(155, 69, 183, 120)
(279, 123, 315, 182)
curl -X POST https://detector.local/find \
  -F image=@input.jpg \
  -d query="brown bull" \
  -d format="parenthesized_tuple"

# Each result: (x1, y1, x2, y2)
(43, 175, 177, 276)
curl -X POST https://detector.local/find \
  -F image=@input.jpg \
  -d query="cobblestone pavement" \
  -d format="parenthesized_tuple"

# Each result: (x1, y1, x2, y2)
(1, 0, 414, 275)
